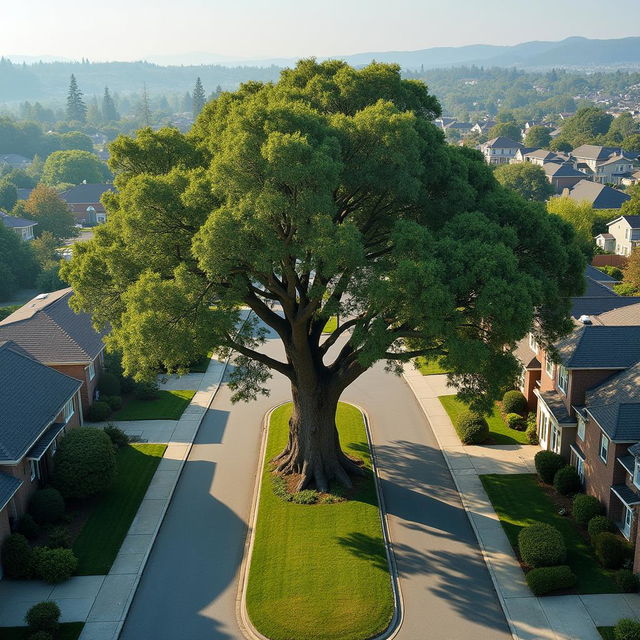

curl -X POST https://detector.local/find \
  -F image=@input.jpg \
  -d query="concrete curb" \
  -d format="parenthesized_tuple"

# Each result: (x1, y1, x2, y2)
(235, 402, 404, 640)
(401, 371, 520, 640)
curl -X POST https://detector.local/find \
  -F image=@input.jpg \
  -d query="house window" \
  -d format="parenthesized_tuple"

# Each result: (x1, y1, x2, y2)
(599, 433, 610, 463)
(575, 455, 585, 484)
(557, 365, 569, 395)
(550, 423, 561, 454)
(63, 398, 74, 423)
(634, 459, 640, 490)
(545, 355, 554, 379)
(29, 459, 40, 482)
(623, 504, 634, 539)
(88, 362, 95, 381)
(539, 410, 550, 444)
(529, 333, 539, 353)
(577, 415, 586, 441)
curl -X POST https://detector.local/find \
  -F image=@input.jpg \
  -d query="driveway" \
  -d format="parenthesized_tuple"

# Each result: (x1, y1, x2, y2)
(119, 335, 510, 640)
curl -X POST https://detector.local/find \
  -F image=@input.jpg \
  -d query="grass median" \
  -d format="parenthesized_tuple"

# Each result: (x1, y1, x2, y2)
(246, 402, 394, 640)
(112, 390, 195, 420)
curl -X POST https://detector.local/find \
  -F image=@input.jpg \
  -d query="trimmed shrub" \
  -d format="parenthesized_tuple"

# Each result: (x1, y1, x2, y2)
(18, 513, 40, 540)
(53, 428, 116, 499)
(1, 533, 33, 579)
(534, 450, 565, 484)
(506, 413, 527, 431)
(292, 490, 320, 504)
(29, 488, 65, 524)
(588, 515, 615, 540)
(103, 424, 129, 449)
(33, 547, 78, 583)
(615, 618, 640, 640)
(134, 380, 159, 400)
(525, 565, 576, 596)
(526, 423, 539, 445)
(28, 632, 54, 640)
(25, 601, 60, 634)
(502, 390, 528, 416)
(573, 494, 603, 526)
(616, 569, 639, 593)
(518, 523, 566, 568)
(553, 465, 581, 496)
(97, 371, 121, 397)
(455, 411, 489, 445)
(87, 401, 111, 422)
(594, 532, 632, 569)
(47, 526, 71, 549)
(105, 395, 122, 411)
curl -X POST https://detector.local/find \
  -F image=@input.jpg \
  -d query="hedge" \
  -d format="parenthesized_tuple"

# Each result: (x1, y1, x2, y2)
(616, 569, 639, 593)
(502, 390, 528, 416)
(534, 450, 565, 484)
(594, 532, 631, 570)
(506, 413, 526, 431)
(518, 523, 566, 568)
(1, 533, 33, 579)
(553, 465, 581, 496)
(87, 401, 111, 422)
(32, 547, 78, 584)
(614, 618, 640, 640)
(573, 494, 603, 527)
(454, 411, 489, 445)
(588, 515, 615, 540)
(525, 565, 576, 596)
(97, 372, 121, 396)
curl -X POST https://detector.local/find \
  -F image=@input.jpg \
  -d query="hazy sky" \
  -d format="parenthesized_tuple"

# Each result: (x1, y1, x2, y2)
(6, 0, 640, 62)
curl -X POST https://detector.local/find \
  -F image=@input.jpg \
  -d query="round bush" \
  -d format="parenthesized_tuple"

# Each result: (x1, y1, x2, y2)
(588, 515, 615, 540)
(506, 413, 526, 431)
(134, 380, 159, 400)
(553, 465, 581, 496)
(455, 411, 489, 445)
(525, 565, 576, 596)
(616, 569, 639, 593)
(573, 493, 603, 526)
(615, 618, 640, 640)
(594, 532, 631, 569)
(526, 424, 539, 445)
(17, 513, 40, 540)
(33, 547, 78, 584)
(518, 523, 566, 568)
(534, 450, 565, 484)
(47, 526, 71, 549)
(1, 533, 33, 579)
(103, 424, 129, 449)
(502, 390, 528, 416)
(105, 395, 122, 411)
(29, 488, 65, 524)
(97, 371, 121, 396)
(25, 601, 60, 634)
(87, 401, 111, 422)
(53, 428, 116, 499)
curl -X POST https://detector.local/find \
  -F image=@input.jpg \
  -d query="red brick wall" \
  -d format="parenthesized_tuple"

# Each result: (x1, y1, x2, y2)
(522, 369, 541, 409)
(0, 508, 11, 552)
(568, 370, 620, 409)
(49, 355, 103, 415)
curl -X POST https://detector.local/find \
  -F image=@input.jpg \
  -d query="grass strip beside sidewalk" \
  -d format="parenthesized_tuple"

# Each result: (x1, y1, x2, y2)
(246, 403, 394, 640)
(112, 390, 195, 420)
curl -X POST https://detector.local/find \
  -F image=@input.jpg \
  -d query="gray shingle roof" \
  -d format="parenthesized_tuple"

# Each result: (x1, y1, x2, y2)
(556, 326, 640, 368)
(484, 136, 523, 149)
(588, 404, 640, 440)
(27, 422, 66, 461)
(566, 180, 631, 210)
(538, 390, 576, 424)
(618, 215, 640, 228)
(543, 162, 586, 178)
(571, 145, 625, 161)
(0, 288, 105, 364)
(0, 472, 22, 511)
(0, 211, 37, 229)
(592, 303, 640, 326)
(571, 296, 640, 320)
(59, 183, 114, 204)
(0, 341, 81, 463)
(611, 484, 640, 506)
(585, 264, 617, 283)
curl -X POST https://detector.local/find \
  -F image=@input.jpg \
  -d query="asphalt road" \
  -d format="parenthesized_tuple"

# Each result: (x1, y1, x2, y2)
(119, 334, 510, 640)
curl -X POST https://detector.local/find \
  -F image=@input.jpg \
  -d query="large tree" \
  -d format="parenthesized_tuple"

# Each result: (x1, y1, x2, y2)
(523, 125, 552, 149)
(62, 61, 584, 491)
(102, 87, 119, 123)
(66, 74, 87, 123)
(488, 121, 521, 141)
(42, 150, 111, 186)
(494, 163, 555, 202)
(558, 106, 613, 148)
(192, 77, 206, 118)
(15, 184, 77, 239)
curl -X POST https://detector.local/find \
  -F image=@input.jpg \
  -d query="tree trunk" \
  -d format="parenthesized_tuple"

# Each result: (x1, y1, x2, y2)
(272, 382, 364, 493)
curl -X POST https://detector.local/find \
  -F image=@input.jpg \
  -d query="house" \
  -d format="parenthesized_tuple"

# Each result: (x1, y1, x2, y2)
(471, 120, 496, 135)
(434, 116, 457, 131)
(621, 170, 640, 188)
(602, 215, 640, 257)
(0, 154, 30, 170)
(0, 340, 82, 555)
(543, 163, 587, 193)
(444, 121, 474, 137)
(561, 180, 631, 210)
(480, 137, 524, 165)
(0, 211, 37, 241)
(570, 145, 637, 185)
(595, 233, 616, 253)
(0, 289, 106, 414)
(59, 183, 115, 226)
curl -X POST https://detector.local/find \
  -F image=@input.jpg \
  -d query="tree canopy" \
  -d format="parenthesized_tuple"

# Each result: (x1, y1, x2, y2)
(524, 125, 552, 149)
(494, 163, 554, 202)
(42, 150, 111, 186)
(66, 74, 87, 123)
(192, 77, 206, 117)
(15, 184, 77, 239)
(0, 221, 38, 301)
(557, 106, 613, 148)
(488, 121, 521, 141)
(63, 60, 584, 490)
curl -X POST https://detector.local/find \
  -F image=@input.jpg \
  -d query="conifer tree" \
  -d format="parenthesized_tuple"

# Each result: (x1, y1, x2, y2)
(192, 77, 206, 117)
(66, 74, 87, 122)
(102, 87, 119, 122)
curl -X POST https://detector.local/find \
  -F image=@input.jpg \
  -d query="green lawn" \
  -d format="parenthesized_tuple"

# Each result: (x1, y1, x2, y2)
(598, 628, 614, 640)
(481, 474, 619, 594)
(111, 390, 195, 420)
(322, 316, 338, 334)
(0, 622, 84, 640)
(73, 443, 167, 574)
(415, 356, 450, 375)
(439, 394, 529, 445)
(246, 403, 394, 640)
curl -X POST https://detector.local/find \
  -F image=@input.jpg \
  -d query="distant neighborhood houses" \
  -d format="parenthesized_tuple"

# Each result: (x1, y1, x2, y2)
(59, 182, 116, 226)
(0, 210, 37, 241)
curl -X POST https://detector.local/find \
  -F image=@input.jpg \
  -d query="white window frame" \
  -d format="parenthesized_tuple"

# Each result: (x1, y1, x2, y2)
(599, 433, 610, 463)
(545, 355, 554, 379)
(624, 504, 634, 539)
(529, 333, 539, 354)
(539, 409, 550, 445)
(29, 459, 40, 482)
(557, 365, 569, 395)
(550, 423, 561, 454)
(634, 459, 640, 490)
(577, 415, 586, 441)
(63, 398, 74, 423)
(88, 362, 95, 381)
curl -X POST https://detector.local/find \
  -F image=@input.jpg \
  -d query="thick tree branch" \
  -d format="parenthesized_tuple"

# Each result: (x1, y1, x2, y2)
(223, 332, 293, 379)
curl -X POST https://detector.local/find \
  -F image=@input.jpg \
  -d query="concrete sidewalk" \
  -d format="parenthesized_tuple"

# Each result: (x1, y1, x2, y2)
(403, 366, 640, 640)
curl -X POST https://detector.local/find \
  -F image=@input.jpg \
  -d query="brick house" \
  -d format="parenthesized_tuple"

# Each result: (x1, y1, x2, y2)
(59, 183, 115, 226)
(0, 289, 106, 414)
(0, 341, 82, 565)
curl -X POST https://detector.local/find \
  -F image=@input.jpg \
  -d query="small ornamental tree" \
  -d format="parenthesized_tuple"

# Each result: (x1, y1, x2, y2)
(62, 60, 584, 492)
(53, 428, 116, 499)
(494, 163, 555, 202)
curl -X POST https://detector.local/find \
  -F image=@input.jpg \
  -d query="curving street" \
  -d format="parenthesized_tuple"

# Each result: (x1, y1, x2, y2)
(119, 332, 510, 640)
